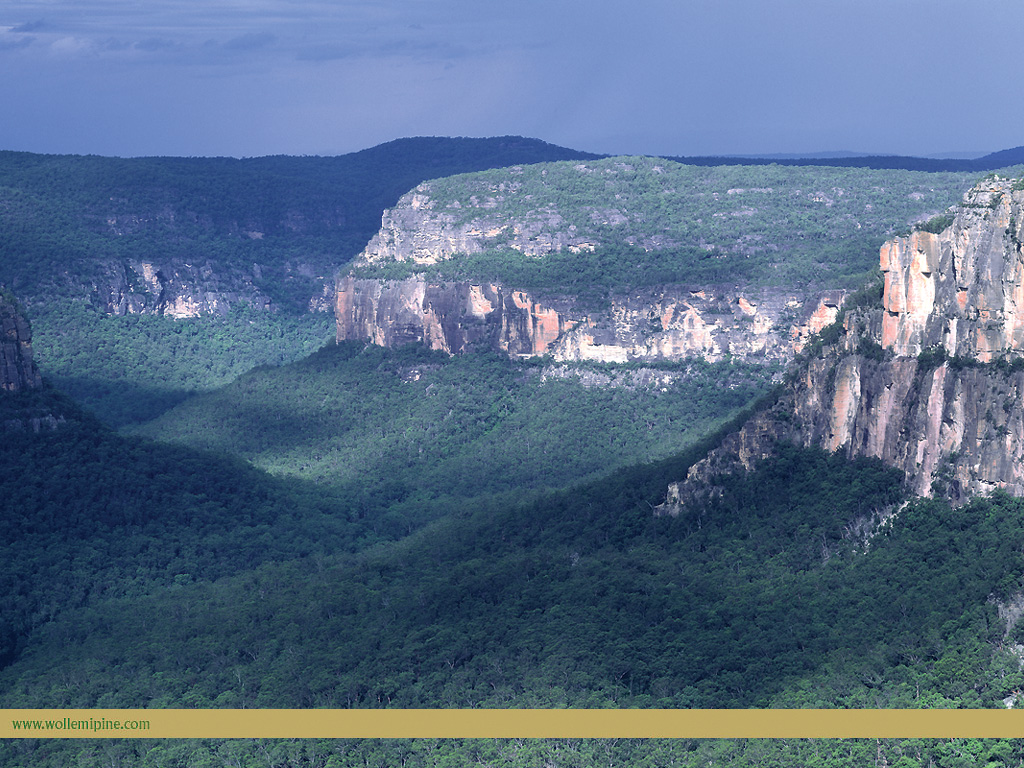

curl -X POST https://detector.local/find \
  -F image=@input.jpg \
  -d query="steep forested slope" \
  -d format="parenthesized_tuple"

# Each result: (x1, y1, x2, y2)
(6, 436, 1024, 767)
(32, 302, 337, 426)
(0, 384, 380, 674)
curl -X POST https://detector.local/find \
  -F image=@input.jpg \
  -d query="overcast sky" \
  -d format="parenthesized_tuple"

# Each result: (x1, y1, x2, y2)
(0, 0, 1021, 159)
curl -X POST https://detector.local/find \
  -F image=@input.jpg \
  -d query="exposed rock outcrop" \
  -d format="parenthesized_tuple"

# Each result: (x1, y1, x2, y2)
(658, 177, 1024, 512)
(336, 275, 844, 365)
(357, 188, 596, 266)
(1, 293, 42, 391)
(880, 178, 1024, 360)
(353, 158, 974, 272)
(91, 259, 278, 318)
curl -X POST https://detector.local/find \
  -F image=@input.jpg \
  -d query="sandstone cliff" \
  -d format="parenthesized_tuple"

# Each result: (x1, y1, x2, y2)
(658, 177, 1024, 511)
(336, 275, 844, 364)
(0, 293, 41, 391)
(356, 187, 595, 266)
(337, 156, 985, 366)
(879, 178, 1024, 359)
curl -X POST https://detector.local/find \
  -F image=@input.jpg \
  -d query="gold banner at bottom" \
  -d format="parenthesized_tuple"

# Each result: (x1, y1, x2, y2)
(5, 709, 1024, 739)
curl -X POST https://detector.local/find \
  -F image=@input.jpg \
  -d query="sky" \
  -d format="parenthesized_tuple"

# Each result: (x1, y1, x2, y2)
(0, 0, 1021, 159)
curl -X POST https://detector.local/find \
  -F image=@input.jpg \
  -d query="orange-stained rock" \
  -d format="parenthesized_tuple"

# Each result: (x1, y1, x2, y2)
(879, 180, 1024, 358)
(737, 296, 757, 316)
(807, 299, 839, 336)
(336, 275, 844, 366)
(467, 284, 494, 318)
(826, 357, 861, 452)
(531, 305, 562, 355)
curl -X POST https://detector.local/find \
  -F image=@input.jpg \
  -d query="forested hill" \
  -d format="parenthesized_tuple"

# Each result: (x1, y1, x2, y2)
(0, 136, 596, 311)
(5, 136, 1022, 313)
(0, 137, 597, 423)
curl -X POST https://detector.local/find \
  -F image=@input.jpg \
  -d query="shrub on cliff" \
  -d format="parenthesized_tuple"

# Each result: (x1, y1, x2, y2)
(915, 212, 956, 234)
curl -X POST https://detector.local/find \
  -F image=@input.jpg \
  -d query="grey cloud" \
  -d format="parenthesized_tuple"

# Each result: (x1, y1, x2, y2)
(295, 43, 355, 62)
(11, 20, 50, 33)
(98, 37, 133, 52)
(295, 33, 473, 63)
(224, 32, 277, 50)
(135, 37, 179, 52)
(6, 0, 1022, 159)
(2, 2, 492, 66)
(0, 34, 34, 51)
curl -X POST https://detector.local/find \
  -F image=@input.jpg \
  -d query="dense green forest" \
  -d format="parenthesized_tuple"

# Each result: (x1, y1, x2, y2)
(28, 301, 336, 426)
(9, 319, 1024, 764)
(7, 735, 1024, 768)
(6, 421, 1024, 765)
(127, 342, 773, 505)
(0, 137, 596, 306)
(0, 385, 378, 672)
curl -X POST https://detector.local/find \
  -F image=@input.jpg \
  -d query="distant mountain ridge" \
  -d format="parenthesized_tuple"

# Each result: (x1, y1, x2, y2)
(668, 145, 1024, 172)
(0, 136, 597, 314)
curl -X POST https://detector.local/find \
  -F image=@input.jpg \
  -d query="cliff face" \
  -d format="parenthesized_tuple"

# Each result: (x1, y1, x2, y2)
(92, 259, 277, 318)
(880, 179, 1024, 360)
(357, 188, 596, 266)
(0, 292, 64, 431)
(336, 275, 843, 364)
(659, 177, 1024, 511)
(337, 157, 979, 366)
(786, 351, 1024, 499)
(1, 294, 42, 391)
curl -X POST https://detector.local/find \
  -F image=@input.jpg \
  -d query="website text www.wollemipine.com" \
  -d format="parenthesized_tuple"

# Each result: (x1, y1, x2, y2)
(10, 716, 150, 735)
(5, 710, 1024, 739)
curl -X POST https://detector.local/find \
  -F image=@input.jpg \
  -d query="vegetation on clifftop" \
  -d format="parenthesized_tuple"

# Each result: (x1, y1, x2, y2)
(350, 157, 991, 298)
